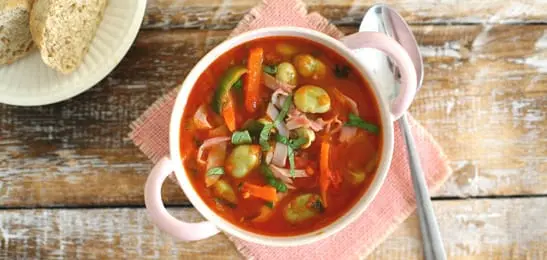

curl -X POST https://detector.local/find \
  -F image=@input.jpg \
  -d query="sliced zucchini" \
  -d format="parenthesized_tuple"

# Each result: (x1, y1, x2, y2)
(212, 65, 248, 114)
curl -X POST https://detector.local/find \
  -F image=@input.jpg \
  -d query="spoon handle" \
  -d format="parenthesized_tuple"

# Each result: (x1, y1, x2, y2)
(399, 114, 447, 260)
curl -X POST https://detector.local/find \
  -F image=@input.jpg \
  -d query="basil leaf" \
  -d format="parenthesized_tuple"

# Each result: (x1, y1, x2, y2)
(287, 145, 296, 177)
(345, 113, 380, 134)
(231, 130, 252, 145)
(207, 167, 225, 176)
(260, 96, 293, 152)
(333, 64, 351, 78)
(275, 94, 293, 124)
(260, 164, 288, 192)
(263, 65, 278, 75)
(289, 137, 307, 149)
(259, 123, 274, 151)
(265, 201, 274, 208)
(274, 133, 297, 177)
(276, 134, 307, 150)
(275, 134, 290, 145)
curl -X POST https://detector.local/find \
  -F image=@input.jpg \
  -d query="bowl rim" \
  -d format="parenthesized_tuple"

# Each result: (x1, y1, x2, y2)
(169, 26, 394, 247)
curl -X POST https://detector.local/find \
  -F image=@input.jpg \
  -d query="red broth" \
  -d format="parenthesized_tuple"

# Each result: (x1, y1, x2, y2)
(180, 36, 383, 236)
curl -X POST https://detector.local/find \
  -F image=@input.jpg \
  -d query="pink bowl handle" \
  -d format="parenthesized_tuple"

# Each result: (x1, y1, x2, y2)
(341, 32, 417, 120)
(144, 157, 220, 241)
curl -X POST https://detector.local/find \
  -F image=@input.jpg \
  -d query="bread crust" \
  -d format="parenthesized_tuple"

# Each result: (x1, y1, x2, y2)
(30, 0, 107, 74)
(0, 0, 33, 65)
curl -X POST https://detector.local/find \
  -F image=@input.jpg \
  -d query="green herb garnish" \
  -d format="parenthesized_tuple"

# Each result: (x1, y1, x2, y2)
(265, 201, 274, 208)
(259, 95, 293, 152)
(274, 134, 306, 177)
(345, 113, 379, 134)
(276, 94, 293, 124)
(287, 145, 296, 177)
(260, 163, 288, 192)
(289, 137, 307, 149)
(275, 134, 290, 145)
(259, 123, 274, 151)
(207, 167, 225, 176)
(231, 130, 253, 145)
(333, 64, 351, 78)
(263, 64, 278, 75)
(275, 134, 306, 150)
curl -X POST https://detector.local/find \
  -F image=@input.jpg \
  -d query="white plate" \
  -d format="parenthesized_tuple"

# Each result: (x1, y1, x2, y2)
(0, 0, 147, 106)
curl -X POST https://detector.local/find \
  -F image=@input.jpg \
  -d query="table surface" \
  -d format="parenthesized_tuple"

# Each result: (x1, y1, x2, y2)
(1, 0, 546, 259)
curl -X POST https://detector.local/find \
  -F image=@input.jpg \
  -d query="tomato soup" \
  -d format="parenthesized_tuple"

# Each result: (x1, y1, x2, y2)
(180, 36, 382, 236)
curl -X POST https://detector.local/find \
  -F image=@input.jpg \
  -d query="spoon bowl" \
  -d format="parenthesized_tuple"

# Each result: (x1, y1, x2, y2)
(359, 4, 447, 260)
(361, 5, 424, 90)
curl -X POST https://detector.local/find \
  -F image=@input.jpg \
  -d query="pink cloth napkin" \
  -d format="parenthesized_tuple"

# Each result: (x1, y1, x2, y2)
(129, 0, 452, 258)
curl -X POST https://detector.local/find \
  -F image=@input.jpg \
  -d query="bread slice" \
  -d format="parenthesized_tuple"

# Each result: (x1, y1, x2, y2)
(30, 0, 107, 74)
(0, 0, 33, 65)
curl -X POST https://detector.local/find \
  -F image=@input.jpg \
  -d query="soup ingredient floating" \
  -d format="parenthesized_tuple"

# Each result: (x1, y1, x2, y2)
(181, 38, 383, 236)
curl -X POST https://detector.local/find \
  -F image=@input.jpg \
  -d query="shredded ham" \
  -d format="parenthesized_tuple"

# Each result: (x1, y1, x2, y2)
(270, 165, 293, 186)
(262, 72, 295, 92)
(339, 126, 358, 143)
(197, 137, 230, 165)
(288, 106, 303, 118)
(193, 104, 213, 129)
(286, 113, 325, 132)
(318, 116, 343, 133)
(285, 116, 308, 130)
(272, 142, 288, 167)
(271, 165, 308, 178)
(266, 102, 290, 137)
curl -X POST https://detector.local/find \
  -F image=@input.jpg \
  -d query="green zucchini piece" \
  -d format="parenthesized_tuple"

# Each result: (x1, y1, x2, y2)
(212, 66, 248, 114)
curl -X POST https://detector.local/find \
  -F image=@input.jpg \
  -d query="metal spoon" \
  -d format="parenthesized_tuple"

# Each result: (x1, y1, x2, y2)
(360, 5, 447, 260)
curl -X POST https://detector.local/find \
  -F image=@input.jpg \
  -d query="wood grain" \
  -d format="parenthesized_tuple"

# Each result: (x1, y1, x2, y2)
(1, 25, 545, 207)
(1, 198, 545, 259)
(143, 0, 547, 29)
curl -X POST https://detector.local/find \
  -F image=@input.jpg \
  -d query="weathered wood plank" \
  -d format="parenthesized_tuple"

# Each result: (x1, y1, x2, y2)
(1, 25, 545, 207)
(143, 0, 547, 29)
(0, 198, 545, 259)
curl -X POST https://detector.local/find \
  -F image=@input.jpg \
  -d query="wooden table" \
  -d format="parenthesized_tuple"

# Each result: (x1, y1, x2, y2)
(1, 0, 546, 259)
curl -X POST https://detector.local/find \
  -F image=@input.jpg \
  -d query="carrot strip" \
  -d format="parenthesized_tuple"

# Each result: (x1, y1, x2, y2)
(241, 182, 278, 202)
(245, 48, 264, 113)
(222, 92, 237, 132)
(320, 141, 331, 207)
